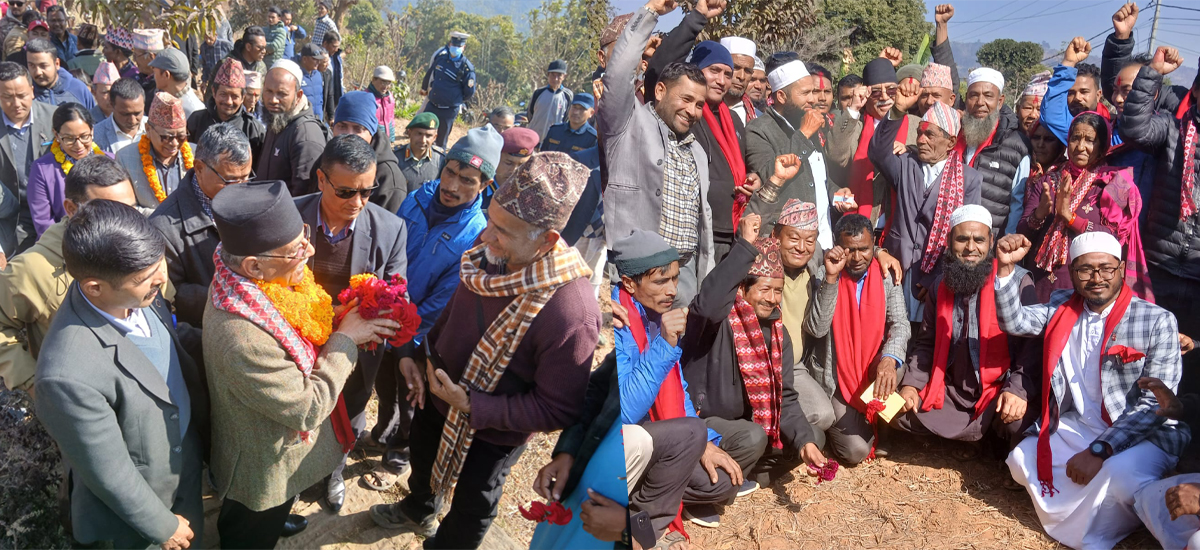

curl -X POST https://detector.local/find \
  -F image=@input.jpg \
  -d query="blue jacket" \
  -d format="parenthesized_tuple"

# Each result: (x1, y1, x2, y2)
(542, 121, 598, 154)
(283, 25, 307, 59)
(34, 68, 95, 110)
(422, 47, 475, 108)
(614, 287, 720, 444)
(52, 32, 77, 63)
(397, 179, 487, 342)
(299, 67, 324, 121)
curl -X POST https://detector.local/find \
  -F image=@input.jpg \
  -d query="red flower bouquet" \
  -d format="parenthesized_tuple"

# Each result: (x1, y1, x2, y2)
(519, 500, 572, 525)
(1107, 345, 1146, 364)
(335, 274, 421, 350)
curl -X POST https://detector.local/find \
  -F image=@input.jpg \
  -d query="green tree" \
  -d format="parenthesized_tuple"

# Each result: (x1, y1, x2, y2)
(514, 0, 611, 106)
(70, 0, 224, 42)
(703, 0, 819, 45)
(820, 0, 931, 76)
(975, 38, 1046, 102)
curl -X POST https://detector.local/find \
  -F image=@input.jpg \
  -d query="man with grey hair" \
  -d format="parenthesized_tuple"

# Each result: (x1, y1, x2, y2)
(150, 123, 254, 327)
(258, 61, 329, 197)
(148, 47, 204, 118)
(487, 105, 515, 134)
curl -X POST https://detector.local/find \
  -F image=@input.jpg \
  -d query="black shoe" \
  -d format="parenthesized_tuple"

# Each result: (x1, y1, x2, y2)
(327, 473, 346, 512)
(280, 514, 308, 537)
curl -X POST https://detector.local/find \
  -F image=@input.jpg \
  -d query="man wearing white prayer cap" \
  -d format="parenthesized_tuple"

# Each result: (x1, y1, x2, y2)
(892, 203, 1040, 449)
(961, 66, 1032, 237)
(719, 36, 759, 125)
(745, 56, 768, 114)
(993, 230, 1186, 550)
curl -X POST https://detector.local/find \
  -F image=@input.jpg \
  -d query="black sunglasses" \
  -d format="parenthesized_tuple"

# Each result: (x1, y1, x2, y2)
(331, 184, 378, 200)
(10, 1, 24, 6)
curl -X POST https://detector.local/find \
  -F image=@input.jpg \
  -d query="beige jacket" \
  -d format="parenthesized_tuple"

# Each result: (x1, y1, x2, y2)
(826, 109, 921, 226)
(202, 301, 358, 511)
(0, 218, 68, 390)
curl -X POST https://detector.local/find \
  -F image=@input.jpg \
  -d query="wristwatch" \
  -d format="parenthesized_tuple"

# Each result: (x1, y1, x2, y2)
(1090, 441, 1113, 459)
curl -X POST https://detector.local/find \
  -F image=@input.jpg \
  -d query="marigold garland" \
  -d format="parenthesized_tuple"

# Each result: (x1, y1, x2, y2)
(255, 265, 333, 345)
(139, 134, 194, 203)
(51, 141, 102, 175)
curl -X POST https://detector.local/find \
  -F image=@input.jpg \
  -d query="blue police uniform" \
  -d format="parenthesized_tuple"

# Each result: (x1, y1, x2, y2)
(421, 47, 476, 148)
(541, 121, 597, 154)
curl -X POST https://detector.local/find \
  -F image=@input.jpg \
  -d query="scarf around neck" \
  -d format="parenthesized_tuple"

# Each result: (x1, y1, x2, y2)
(831, 260, 886, 413)
(701, 102, 748, 227)
(920, 150, 967, 273)
(729, 295, 785, 449)
(1033, 164, 1101, 273)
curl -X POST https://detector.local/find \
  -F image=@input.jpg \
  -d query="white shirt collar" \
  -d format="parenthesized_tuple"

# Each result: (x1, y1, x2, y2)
(79, 288, 152, 338)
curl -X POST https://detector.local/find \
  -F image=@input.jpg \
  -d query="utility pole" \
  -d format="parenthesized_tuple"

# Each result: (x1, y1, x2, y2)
(1148, 0, 1162, 55)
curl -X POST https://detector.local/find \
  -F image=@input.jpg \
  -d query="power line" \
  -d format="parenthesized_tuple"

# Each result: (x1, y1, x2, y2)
(962, 0, 1056, 37)
(1157, 3, 1200, 12)
(955, 5, 1101, 24)
(954, 0, 1022, 23)
(973, 0, 1069, 37)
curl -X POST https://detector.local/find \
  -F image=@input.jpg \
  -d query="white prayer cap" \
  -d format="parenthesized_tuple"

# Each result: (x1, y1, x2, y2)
(270, 59, 303, 84)
(768, 60, 809, 92)
(967, 67, 1005, 92)
(719, 37, 756, 58)
(753, 56, 765, 73)
(949, 204, 992, 229)
(1069, 232, 1122, 262)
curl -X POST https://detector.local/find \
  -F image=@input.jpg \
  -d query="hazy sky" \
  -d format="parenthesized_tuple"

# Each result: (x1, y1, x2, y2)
(609, 0, 1198, 68)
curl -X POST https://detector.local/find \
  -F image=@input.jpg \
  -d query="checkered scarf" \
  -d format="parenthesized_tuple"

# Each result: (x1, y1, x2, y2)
(728, 295, 784, 449)
(1181, 116, 1197, 221)
(430, 239, 592, 498)
(919, 151, 966, 273)
(1034, 166, 1101, 273)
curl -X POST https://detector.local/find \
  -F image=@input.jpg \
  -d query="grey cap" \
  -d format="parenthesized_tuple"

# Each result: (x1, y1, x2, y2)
(300, 42, 327, 59)
(896, 63, 923, 84)
(611, 230, 679, 277)
(548, 59, 567, 73)
(446, 125, 504, 180)
(148, 47, 189, 78)
(212, 180, 305, 256)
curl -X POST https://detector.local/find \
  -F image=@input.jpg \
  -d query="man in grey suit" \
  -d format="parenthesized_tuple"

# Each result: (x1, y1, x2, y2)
(35, 199, 209, 549)
(0, 61, 57, 255)
(600, 0, 714, 306)
(295, 134, 407, 512)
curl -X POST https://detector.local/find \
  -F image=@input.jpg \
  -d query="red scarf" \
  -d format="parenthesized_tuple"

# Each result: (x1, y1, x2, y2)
(920, 260, 1011, 419)
(728, 295, 785, 449)
(209, 248, 355, 453)
(1033, 165, 1101, 273)
(742, 96, 758, 122)
(955, 118, 999, 169)
(1180, 114, 1197, 221)
(701, 102, 748, 228)
(848, 114, 909, 236)
(831, 260, 887, 413)
(919, 150, 967, 273)
(1036, 285, 1132, 497)
(617, 288, 689, 539)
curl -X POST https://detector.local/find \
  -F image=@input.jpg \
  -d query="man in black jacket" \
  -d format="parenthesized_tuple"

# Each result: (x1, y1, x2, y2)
(258, 60, 329, 197)
(960, 67, 1031, 235)
(185, 58, 265, 163)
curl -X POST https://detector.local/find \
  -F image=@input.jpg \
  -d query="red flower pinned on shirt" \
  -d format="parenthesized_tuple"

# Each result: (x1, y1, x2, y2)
(519, 500, 572, 525)
(1107, 345, 1146, 364)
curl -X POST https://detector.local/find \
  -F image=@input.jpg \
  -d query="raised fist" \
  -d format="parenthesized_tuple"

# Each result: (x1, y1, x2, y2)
(996, 234, 1032, 268)
(824, 245, 849, 282)
(879, 47, 903, 68)
(1150, 46, 1184, 76)
(1112, 2, 1138, 40)
(1063, 37, 1092, 67)
(739, 213, 761, 243)
(935, 4, 954, 25)
(772, 153, 802, 184)
(694, 0, 726, 19)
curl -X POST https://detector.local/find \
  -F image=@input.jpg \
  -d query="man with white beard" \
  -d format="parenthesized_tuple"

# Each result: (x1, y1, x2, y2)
(959, 68, 1031, 236)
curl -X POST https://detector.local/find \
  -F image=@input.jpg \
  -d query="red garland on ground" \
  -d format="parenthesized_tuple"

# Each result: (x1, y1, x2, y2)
(519, 500, 572, 525)
(334, 273, 421, 350)
(811, 459, 840, 485)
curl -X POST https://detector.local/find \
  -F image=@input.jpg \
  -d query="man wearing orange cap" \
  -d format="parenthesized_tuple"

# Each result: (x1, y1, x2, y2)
(119, 91, 193, 208)
(187, 58, 265, 161)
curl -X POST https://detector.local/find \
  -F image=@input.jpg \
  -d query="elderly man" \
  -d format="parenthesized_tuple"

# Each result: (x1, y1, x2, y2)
(0, 156, 136, 394)
(542, 92, 597, 154)
(486, 106, 514, 134)
(119, 92, 191, 208)
(370, 153, 598, 550)
(961, 67, 1031, 234)
(296, 134, 408, 511)
(150, 123, 253, 328)
(495, 127, 538, 191)
(243, 69, 264, 123)
(995, 231, 1186, 549)
(25, 37, 94, 109)
(827, 57, 921, 231)
(186, 58, 265, 161)
(367, 125, 499, 491)
(395, 112, 445, 193)
(803, 214, 910, 464)
(719, 36, 758, 125)
(129, 28, 164, 90)
(95, 77, 146, 154)
(893, 205, 1040, 450)
(148, 48, 204, 119)
(0, 61, 56, 255)
(421, 31, 475, 148)
(36, 199, 208, 550)
(258, 60, 329, 197)
(915, 63, 955, 117)
(527, 59, 573, 142)
(602, 0, 715, 307)
(203, 179, 398, 548)
(90, 62, 120, 122)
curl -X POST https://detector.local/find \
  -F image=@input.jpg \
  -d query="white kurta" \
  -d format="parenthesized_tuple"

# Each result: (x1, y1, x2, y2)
(1135, 473, 1200, 550)
(1006, 304, 1178, 550)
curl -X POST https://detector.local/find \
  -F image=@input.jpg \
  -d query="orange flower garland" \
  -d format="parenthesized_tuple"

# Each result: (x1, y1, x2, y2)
(139, 135, 194, 203)
(255, 265, 334, 345)
(51, 141, 103, 175)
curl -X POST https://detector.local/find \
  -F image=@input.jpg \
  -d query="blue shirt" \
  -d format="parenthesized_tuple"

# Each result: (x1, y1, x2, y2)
(316, 203, 356, 244)
(51, 32, 77, 63)
(541, 121, 598, 154)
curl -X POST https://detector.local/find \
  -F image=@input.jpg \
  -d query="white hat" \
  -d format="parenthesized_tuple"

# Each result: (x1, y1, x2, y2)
(1069, 232, 1122, 262)
(719, 37, 756, 58)
(967, 67, 1005, 92)
(270, 59, 303, 84)
(949, 204, 992, 229)
(373, 65, 396, 82)
(449, 31, 470, 40)
(768, 60, 809, 92)
(753, 56, 765, 73)
(130, 29, 165, 52)
(243, 70, 263, 89)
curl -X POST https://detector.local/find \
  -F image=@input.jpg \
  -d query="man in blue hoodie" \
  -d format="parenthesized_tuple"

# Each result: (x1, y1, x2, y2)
(26, 38, 95, 110)
(365, 125, 502, 486)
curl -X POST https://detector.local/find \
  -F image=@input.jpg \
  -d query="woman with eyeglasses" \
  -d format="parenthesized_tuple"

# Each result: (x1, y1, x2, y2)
(117, 91, 194, 208)
(1016, 111, 1153, 302)
(26, 102, 106, 236)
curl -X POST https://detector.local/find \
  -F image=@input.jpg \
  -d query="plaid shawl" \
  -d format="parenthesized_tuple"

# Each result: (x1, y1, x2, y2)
(728, 295, 785, 449)
(431, 239, 592, 498)
(1034, 166, 1101, 273)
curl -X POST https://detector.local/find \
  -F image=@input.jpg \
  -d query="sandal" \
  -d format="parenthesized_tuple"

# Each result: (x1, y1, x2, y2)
(362, 465, 399, 491)
(653, 531, 689, 550)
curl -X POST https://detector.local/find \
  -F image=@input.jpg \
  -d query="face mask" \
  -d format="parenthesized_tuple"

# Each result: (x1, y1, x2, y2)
(448, 46, 463, 58)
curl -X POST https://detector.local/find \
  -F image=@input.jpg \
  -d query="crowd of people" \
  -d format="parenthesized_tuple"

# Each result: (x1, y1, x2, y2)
(1, 0, 1200, 549)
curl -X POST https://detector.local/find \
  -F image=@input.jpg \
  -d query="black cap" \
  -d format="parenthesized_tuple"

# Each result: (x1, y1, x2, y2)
(300, 42, 327, 59)
(862, 58, 897, 87)
(548, 59, 567, 73)
(212, 180, 305, 256)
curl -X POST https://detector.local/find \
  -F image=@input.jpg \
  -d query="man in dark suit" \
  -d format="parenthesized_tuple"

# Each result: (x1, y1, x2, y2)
(294, 133, 407, 511)
(35, 199, 209, 549)
(0, 61, 57, 255)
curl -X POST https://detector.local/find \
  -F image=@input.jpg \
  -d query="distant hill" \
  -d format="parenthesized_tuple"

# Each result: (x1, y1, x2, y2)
(950, 39, 1197, 88)
(390, 0, 543, 31)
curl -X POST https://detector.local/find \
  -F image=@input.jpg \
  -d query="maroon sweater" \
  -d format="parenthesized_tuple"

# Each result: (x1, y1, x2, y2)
(421, 273, 601, 447)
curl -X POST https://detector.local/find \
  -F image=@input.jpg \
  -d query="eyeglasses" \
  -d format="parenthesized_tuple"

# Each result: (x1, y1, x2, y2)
(212, 169, 255, 186)
(869, 86, 898, 99)
(1073, 265, 1121, 280)
(58, 133, 93, 147)
(255, 225, 312, 261)
(155, 128, 188, 143)
(330, 184, 378, 200)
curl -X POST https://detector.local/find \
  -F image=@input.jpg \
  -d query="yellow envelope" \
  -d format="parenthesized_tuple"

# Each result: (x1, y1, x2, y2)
(859, 383, 907, 423)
